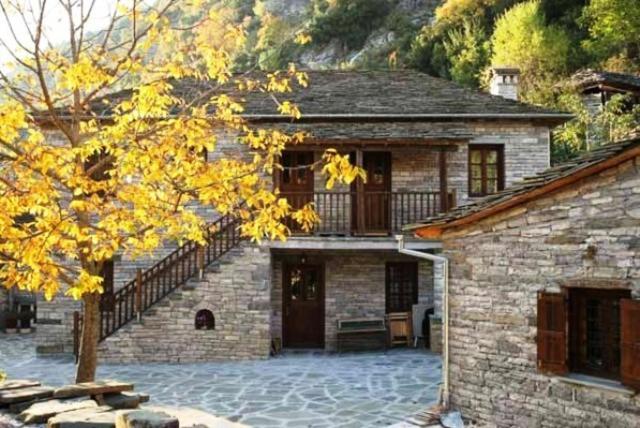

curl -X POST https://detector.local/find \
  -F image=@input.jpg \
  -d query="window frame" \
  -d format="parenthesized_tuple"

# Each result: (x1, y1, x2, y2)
(568, 287, 631, 380)
(385, 262, 418, 314)
(468, 144, 505, 197)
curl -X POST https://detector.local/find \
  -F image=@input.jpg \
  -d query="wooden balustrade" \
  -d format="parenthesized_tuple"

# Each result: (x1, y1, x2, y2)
(73, 214, 242, 355)
(281, 190, 453, 235)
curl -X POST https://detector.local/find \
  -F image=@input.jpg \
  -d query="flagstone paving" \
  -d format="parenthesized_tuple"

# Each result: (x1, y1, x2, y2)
(0, 334, 441, 427)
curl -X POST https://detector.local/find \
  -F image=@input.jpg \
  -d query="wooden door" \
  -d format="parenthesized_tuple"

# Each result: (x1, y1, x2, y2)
(353, 152, 391, 234)
(278, 151, 314, 232)
(283, 264, 325, 348)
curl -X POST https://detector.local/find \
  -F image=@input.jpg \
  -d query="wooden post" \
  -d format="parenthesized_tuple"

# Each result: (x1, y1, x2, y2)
(197, 245, 205, 280)
(355, 149, 365, 235)
(135, 268, 142, 322)
(439, 149, 449, 212)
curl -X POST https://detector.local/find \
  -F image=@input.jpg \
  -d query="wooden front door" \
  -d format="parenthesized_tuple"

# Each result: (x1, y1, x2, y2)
(352, 152, 391, 234)
(283, 264, 325, 348)
(279, 151, 314, 233)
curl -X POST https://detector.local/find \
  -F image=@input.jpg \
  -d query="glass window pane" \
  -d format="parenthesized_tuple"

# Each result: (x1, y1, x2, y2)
(486, 150, 498, 164)
(290, 269, 302, 300)
(471, 165, 483, 180)
(487, 179, 498, 194)
(487, 165, 497, 179)
(471, 179, 483, 195)
(305, 270, 317, 300)
(297, 168, 307, 184)
(470, 150, 482, 164)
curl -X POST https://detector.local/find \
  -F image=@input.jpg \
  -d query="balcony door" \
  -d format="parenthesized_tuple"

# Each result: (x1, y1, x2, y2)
(352, 152, 391, 234)
(279, 151, 314, 232)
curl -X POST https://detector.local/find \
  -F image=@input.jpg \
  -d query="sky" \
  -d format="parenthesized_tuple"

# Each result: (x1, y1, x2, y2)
(0, 0, 120, 64)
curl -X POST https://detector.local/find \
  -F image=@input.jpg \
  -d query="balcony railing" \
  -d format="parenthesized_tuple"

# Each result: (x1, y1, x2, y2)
(282, 191, 455, 236)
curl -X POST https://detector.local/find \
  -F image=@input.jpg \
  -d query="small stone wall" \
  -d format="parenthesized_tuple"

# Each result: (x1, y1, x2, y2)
(441, 155, 640, 427)
(98, 243, 272, 363)
(271, 251, 434, 351)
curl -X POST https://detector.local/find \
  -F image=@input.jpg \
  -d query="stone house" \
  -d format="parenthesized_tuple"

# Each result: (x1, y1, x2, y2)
(408, 137, 640, 427)
(31, 70, 572, 362)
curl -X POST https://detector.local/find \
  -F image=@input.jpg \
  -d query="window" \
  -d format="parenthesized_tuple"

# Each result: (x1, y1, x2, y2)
(385, 262, 418, 313)
(537, 289, 640, 390)
(468, 145, 504, 197)
(569, 288, 629, 379)
(280, 151, 314, 186)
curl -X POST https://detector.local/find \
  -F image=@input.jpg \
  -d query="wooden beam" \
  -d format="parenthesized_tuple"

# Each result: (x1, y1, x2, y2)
(301, 138, 463, 150)
(355, 149, 365, 235)
(439, 149, 449, 212)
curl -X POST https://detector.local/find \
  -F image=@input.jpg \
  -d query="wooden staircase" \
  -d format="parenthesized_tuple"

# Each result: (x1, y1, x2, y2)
(73, 214, 242, 356)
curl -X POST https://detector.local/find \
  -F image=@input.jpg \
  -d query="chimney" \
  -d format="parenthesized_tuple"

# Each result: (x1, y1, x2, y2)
(490, 67, 520, 101)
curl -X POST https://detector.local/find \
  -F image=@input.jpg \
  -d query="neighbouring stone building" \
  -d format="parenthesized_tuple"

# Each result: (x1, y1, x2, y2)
(409, 137, 640, 427)
(32, 70, 572, 361)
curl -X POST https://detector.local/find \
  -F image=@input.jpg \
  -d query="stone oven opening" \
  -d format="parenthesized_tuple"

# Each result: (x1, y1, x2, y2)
(195, 309, 215, 330)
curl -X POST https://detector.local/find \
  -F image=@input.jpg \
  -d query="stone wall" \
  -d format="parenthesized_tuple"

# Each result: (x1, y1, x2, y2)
(441, 156, 640, 427)
(98, 243, 272, 363)
(35, 118, 551, 355)
(35, 295, 81, 354)
(303, 120, 549, 208)
(270, 251, 434, 351)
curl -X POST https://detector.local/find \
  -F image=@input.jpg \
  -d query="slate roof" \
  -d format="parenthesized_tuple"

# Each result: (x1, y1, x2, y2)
(405, 136, 640, 232)
(571, 69, 640, 92)
(82, 70, 570, 122)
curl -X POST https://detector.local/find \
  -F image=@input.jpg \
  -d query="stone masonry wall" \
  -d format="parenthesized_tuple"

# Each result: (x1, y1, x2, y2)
(441, 156, 640, 427)
(270, 251, 434, 351)
(36, 119, 550, 355)
(98, 243, 272, 362)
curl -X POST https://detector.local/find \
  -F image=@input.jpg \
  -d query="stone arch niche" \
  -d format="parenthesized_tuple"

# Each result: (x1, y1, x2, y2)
(195, 309, 215, 330)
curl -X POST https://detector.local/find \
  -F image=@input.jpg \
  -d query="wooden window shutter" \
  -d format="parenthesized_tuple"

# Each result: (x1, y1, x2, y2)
(537, 291, 568, 375)
(621, 299, 640, 391)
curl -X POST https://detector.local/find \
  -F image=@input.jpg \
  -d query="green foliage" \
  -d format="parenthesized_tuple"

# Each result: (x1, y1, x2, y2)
(409, 0, 517, 81)
(308, 0, 393, 51)
(491, 0, 572, 104)
(553, 92, 640, 163)
(582, 0, 640, 69)
(442, 19, 490, 87)
(0, 370, 5, 383)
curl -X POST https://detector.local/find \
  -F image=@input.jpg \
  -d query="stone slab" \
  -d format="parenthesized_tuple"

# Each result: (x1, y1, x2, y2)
(141, 406, 249, 428)
(0, 380, 41, 391)
(98, 392, 145, 409)
(54, 381, 134, 399)
(46, 406, 115, 428)
(115, 409, 179, 428)
(0, 385, 54, 404)
(19, 398, 98, 423)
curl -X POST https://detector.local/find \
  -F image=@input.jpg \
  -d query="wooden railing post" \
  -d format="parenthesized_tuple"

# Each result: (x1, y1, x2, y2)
(355, 149, 365, 235)
(439, 149, 449, 213)
(197, 244, 205, 280)
(135, 268, 142, 322)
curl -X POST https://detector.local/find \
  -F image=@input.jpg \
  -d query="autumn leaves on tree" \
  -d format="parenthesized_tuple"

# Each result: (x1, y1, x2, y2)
(0, 0, 363, 382)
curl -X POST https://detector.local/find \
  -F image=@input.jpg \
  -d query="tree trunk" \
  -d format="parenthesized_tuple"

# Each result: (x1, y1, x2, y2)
(75, 292, 100, 383)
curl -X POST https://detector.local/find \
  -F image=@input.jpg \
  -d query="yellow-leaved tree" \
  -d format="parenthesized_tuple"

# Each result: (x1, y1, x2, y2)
(0, 0, 363, 382)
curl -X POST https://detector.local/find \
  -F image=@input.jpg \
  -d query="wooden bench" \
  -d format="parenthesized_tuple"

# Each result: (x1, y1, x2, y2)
(337, 318, 387, 352)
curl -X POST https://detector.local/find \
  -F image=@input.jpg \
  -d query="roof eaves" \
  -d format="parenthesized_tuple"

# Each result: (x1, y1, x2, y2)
(406, 138, 640, 237)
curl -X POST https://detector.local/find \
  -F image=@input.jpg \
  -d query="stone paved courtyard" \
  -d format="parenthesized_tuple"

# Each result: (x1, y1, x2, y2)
(0, 334, 441, 427)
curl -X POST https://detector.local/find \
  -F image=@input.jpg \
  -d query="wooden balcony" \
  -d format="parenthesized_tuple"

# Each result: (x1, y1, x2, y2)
(282, 191, 456, 236)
